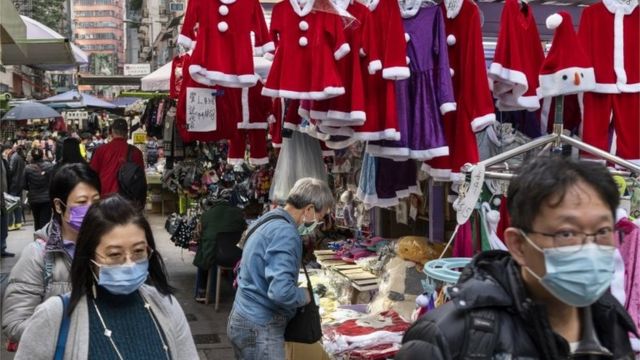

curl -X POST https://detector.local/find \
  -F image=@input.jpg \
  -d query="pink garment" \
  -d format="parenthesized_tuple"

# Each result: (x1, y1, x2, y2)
(618, 218, 640, 336)
(452, 222, 473, 258)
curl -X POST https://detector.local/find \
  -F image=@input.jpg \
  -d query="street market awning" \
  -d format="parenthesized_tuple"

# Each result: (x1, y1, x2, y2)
(41, 89, 116, 109)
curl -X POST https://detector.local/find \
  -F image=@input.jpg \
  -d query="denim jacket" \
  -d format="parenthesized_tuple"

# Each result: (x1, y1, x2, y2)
(233, 208, 307, 325)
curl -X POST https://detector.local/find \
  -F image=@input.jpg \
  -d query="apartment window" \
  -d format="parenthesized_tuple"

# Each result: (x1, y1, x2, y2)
(75, 10, 118, 17)
(76, 21, 118, 28)
(80, 44, 117, 51)
(77, 33, 117, 40)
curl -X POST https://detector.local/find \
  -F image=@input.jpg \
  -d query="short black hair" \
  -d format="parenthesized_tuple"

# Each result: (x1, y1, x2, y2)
(50, 163, 101, 220)
(30, 148, 43, 162)
(68, 195, 173, 314)
(111, 119, 128, 136)
(507, 156, 619, 231)
(60, 137, 86, 165)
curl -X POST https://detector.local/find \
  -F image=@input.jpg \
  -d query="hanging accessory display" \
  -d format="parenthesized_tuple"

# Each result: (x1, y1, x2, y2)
(91, 292, 171, 360)
(284, 262, 323, 344)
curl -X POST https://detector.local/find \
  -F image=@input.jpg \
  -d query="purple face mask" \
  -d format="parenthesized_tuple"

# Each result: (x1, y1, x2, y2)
(66, 204, 91, 231)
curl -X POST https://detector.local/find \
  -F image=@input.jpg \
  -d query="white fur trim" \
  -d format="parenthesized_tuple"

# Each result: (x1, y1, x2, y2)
(603, 0, 638, 15)
(189, 64, 259, 88)
(219, 5, 229, 15)
(356, 187, 401, 209)
(267, 114, 276, 124)
(299, 36, 309, 47)
(366, 0, 381, 11)
(470, 113, 496, 132)
(317, 125, 354, 137)
(354, 128, 400, 142)
(237, 122, 269, 130)
(489, 63, 529, 91)
(405, 33, 410, 42)
(241, 87, 250, 125)
(254, 42, 275, 56)
(283, 122, 299, 131)
(260, 86, 345, 100)
(324, 136, 359, 149)
(289, 0, 314, 16)
(177, 34, 193, 49)
(422, 163, 452, 181)
(537, 67, 596, 98)
(220, 0, 236, 4)
(334, 43, 351, 60)
(446, 34, 456, 46)
(496, 94, 540, 112)
(218, 21, 229, 32)
(616, 82, 640, 92)
(545, 13, 563, 30)
(366, 144, 449, 161)
(272, 142, 282, 148)
(439, 102, 456, 115)
(613, 11, 627, 87)
(382, 66, 410, 80)
(300, 125, 331, 141)
(444, 0, 463, 19)
(249, 157, 269, 166)
(227, 157, 244, 165)
(298, 107, 311, 119)
(368, 60, 383, 75)
(327, 110, 366, 123)
(263, 52, 275, 61)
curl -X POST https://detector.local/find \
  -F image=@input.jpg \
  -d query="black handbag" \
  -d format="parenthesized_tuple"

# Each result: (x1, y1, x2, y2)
(284, 263, 322, 344)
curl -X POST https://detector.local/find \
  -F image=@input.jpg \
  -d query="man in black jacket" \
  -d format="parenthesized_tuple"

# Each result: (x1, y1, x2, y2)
(397, 157, 636, 359)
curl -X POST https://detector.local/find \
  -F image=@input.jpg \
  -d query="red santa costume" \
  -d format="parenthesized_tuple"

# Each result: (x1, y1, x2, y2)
(270, 98, 285, 148)
(227, 82, 273, 165)
(178, 0, 272, 88)
(298, 0, 369, 126)
(262, 0, 351, 100)
(488, 0, 544, 112)
(579, 0, 640, 163)
(537, 12, 596, 134)
(422, 0, 495, 181)
(330, 0, 409, 143)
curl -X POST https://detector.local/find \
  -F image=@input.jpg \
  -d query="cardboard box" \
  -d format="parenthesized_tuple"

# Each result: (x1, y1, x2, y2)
(285, 342, 331, 360)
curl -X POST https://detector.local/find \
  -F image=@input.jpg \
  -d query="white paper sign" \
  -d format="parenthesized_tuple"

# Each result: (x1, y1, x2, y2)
(186, 87, 217, 132)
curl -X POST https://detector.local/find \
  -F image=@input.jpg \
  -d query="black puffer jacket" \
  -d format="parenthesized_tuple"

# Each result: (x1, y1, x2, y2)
(397, 251, 636, 360)
(24, 160, 54, 204)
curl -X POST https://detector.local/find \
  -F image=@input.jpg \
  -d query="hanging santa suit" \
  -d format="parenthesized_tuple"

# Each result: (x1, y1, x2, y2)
(423, 0, 495, 181)
(228, 83, 272, 165)
(270, 98, 285, 148)
(579, 0, 640, 162)
(366, 4, 455, 161)
(178, 0, 272, 88)
(262, 0, 351, 100)
(343, 0, 410, 143)
(488, 0, 544, 112)
(298, 0, 369, 126)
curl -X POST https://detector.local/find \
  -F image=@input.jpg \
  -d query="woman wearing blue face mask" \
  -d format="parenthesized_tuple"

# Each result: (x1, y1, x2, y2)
(14, 195, 198, 360)
(2, 163, 101, 346)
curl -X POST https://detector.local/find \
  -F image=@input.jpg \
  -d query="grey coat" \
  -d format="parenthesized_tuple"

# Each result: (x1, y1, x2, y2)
(14, 285, 199, 360)
(1, 222, 72, 342)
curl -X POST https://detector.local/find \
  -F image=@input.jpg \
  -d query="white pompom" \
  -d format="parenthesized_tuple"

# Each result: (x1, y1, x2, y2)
(406, 56, 410, 65)
(492, 197, 501, 207)
(218, 21, 229, 32)
(299, 36, 308, 47)
(447, 34, 456, 46)
(218, 5, 229, 15)
(404, 33, 410, 42)
(546, 13, 563, 30)
(450, 68, 455, 77)
(299, 21, 309, 31)
(487, 210, 500, 225)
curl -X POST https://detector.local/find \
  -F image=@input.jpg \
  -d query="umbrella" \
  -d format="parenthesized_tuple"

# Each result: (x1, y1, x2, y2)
(41, 90, 116, 109)
(1, 102, 61, 121)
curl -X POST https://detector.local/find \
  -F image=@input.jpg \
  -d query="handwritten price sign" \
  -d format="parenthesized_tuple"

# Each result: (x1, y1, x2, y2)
(186, 87, 217, 132)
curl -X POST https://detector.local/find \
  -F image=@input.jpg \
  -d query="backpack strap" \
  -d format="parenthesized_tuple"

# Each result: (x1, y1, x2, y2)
(126, 145, 133, 162)
(54, 293, 72, 360)
(237, 214, 289, 249)
(462, 308, 499, 358)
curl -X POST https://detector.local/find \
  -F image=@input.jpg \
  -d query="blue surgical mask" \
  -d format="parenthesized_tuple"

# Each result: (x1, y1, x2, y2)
(298, 212, 321, 236)
(92, 259, 149, 295)
(522, 233, 615, 307)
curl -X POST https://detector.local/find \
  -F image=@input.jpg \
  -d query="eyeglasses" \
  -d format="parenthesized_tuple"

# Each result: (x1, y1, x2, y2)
(523, 227, 616, 253)
(95, 246, 153, 265)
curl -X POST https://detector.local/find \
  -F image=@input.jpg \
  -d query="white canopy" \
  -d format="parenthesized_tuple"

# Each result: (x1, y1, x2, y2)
(19, 16, 88, 70)
(141, 56, 273, 91)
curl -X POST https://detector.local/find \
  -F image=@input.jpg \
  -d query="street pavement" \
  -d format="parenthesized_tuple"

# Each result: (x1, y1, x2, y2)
(0, 213, 236, 360)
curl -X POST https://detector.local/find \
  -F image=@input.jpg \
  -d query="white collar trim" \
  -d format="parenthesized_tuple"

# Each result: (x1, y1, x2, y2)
(603, 0, 638, 14)
(365, 0, 380, 11)
(444, 0, 463, 19)
(220, 0, 236, 4)
(289, 0, 315, 16)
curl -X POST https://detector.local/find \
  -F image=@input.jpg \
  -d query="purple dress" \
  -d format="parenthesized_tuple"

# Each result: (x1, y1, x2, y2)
(367, 5, 455, 161)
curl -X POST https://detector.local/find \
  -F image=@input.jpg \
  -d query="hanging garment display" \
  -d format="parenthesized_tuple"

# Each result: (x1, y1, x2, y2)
(270, 98, 285, 148)
(298, 0, 369, 126)
(422, 0, 495, 181)
(356, 153, 419, 209)
(578, 0, 640, 162)
(488, 0, 544, 111)
(343, 0, 410, 143)
(262, 0, 352, 100)
(170, 53, 189, 99)
(366, 4, 454, 161)
(178, 0, 273, 88)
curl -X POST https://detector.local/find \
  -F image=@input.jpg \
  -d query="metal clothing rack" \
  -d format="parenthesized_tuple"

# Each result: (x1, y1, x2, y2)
(463, 96, 640, 179)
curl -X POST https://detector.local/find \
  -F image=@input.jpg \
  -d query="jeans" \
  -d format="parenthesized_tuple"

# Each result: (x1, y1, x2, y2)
(8, 204, 22, 226)
(227, 308, 287, 360)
